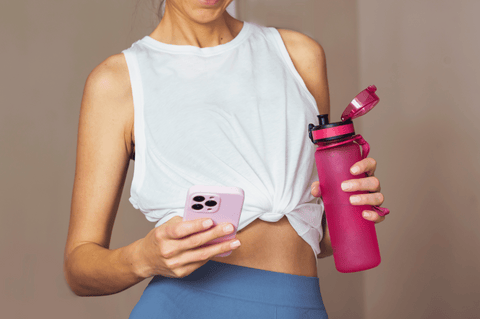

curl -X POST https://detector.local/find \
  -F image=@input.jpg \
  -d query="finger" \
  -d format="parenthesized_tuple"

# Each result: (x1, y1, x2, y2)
(174, 237, 242, 274)
(195, 237, 241, 261)
(164, 217, 215, 240)
(349, 192, 385, 206)
(160, 222, 236, 262)
(350, 157, 377, 177)
(362, 210, 386, 224)
(341, 176, 381, 193)
(168, 237, 242, 278)
(179, 222, 236, 252)
(311, 181, 321, 197)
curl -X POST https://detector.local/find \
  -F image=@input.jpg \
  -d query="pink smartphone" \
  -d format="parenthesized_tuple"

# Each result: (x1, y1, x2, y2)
(183, 185, 244, 257)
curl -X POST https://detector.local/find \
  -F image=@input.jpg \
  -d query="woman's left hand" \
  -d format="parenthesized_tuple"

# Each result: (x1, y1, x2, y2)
(311, 157, 387, 224)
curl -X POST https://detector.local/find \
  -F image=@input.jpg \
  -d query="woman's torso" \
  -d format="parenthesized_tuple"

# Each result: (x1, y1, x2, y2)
(120, 18, 318, 278)
(126, 115, 317, 277)
(124, 116, 317, 277)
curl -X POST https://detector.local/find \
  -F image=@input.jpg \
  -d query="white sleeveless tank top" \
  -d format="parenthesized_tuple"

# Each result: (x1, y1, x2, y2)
(122, 21, 325, 261)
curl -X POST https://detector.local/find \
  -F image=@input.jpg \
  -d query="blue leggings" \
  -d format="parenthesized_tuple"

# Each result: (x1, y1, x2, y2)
(129, 260, 328, 319)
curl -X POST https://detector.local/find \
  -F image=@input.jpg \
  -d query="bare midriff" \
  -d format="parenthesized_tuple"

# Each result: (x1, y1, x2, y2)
(211, 216, 318, 277)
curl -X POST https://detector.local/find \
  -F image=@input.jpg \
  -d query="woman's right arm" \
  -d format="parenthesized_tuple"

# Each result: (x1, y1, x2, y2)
(63, 53, 147, 296)
(64, 54, 241, 296)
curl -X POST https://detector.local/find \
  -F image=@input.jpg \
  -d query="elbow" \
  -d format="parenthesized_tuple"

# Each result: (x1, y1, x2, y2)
(63, 253, 90, 297)
(317, 214, 333, 258)
(317, 239, 334, 258)
(318, 231, 333, 258)
(64, 270, 93, 297)
(316, 249, 334, 259)
(63, 262, 85, 296)
(317, 240, 334, 259)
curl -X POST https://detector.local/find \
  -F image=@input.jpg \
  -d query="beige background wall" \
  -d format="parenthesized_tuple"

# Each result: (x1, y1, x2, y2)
(357, 1, 480, 318)
(1, 0, 478, 318)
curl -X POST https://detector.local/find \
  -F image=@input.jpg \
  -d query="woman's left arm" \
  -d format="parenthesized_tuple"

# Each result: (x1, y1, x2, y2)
(275, 29, 387, 258)
(312, 157, 387, 258)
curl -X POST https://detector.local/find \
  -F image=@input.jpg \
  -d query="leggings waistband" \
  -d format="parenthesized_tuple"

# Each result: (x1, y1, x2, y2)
(149, 260, 324, 309)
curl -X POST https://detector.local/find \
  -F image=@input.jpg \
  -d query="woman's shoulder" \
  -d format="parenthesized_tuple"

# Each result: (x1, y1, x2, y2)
(82, 53, 133, 121)
(85, 53, 132, 101)
(273, 28, 329, 114)
(82, 53, 135, 157)
(275, 28, 324, 52)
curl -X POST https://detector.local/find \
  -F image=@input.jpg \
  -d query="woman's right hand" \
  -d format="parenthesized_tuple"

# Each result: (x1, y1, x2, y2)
(135, 216, 241, 279)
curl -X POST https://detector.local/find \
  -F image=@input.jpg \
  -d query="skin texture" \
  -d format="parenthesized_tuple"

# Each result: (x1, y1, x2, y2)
(64, 0, 388, 297)
(150, 0, 238, 48)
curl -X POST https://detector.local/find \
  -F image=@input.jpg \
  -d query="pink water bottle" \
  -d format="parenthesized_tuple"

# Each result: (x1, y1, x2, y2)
(308, 85, 390, 273)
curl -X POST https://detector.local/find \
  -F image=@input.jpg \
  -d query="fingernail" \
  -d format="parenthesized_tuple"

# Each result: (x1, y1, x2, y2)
(351, 166, 359, 174)
(203, 219, 213, 228)
(363, 211, 372, 218)
(350, 195, 361, 204)
(224, 225, 234, 233)
(341, 182, 352, 191)
(230, 240, 241, 248)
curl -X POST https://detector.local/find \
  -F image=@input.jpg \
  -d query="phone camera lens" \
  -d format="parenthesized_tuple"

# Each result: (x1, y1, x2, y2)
(192, 204, 203, 210)
(205, 200, 217, 207)
(193, 196, 205, 202)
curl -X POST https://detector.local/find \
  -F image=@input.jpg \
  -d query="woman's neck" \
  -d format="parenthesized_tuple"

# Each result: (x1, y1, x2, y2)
(150, 5, 242, 48)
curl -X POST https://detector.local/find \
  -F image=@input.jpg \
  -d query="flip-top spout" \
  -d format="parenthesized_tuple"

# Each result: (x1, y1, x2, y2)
(341, 85, 380, 122)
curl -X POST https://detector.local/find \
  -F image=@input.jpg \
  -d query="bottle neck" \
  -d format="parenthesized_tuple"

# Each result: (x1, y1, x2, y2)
(316, 134, 355, 147)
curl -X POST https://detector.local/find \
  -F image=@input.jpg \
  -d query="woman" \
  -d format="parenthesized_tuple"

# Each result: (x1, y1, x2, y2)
(64, 0, 388, 318)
